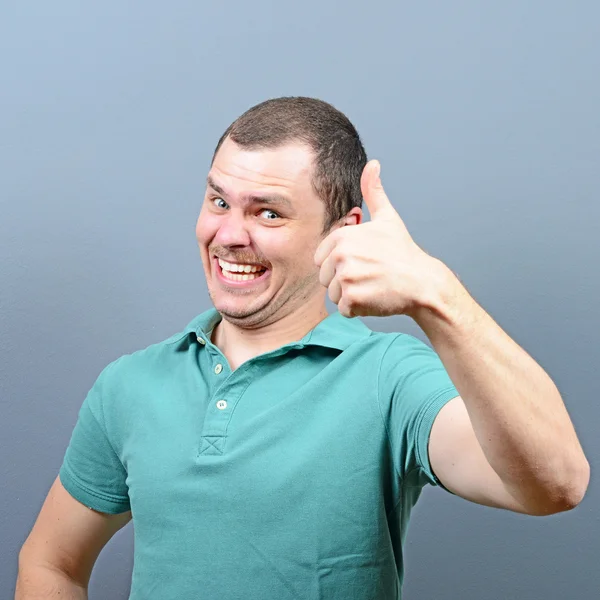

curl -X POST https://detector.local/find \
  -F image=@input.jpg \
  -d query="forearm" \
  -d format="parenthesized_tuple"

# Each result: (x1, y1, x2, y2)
(413, 260, 589, 511)
(15, 561, 88, 600)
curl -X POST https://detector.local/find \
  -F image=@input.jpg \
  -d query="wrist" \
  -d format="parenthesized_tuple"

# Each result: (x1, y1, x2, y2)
(409, 258, 470, 331)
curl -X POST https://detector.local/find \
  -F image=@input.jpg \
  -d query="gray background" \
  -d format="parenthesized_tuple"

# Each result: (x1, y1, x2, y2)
(1, 1, 598, 598)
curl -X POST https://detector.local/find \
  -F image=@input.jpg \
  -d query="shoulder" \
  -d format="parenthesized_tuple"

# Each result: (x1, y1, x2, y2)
(378, 331, 440, 370)
(92, 325, 193, 408)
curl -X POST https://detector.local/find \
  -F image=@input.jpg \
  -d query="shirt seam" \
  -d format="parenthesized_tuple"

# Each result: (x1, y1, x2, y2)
(376, 333, 405, 518)
(88, 358, 127, 469)
(377, 333, 459, 514)
(61, 460, 130, 504)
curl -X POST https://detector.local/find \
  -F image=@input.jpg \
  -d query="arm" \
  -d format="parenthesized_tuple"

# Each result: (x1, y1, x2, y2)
(16, 475, 131, 599)
(313, 159, 589, 515)
(418, 260, 590, 515)
(15, 565, 87, 600)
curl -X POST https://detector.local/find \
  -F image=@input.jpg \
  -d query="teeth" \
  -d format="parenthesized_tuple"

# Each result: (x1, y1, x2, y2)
(218, 258, 266, 273)
(222, 270, 262, 282)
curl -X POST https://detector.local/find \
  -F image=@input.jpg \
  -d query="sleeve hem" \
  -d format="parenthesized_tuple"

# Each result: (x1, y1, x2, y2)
(59, 463, 131, 514)
(415, 387, 460, 492)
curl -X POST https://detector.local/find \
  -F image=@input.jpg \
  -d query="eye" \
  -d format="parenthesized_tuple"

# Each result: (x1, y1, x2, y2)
(211, 198, 281, 220)
(212, 197, 228, 209)
(259, 209, 281, 220)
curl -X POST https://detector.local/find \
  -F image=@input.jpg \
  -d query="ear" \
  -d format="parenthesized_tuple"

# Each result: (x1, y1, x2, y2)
(344, 207, 363, 226)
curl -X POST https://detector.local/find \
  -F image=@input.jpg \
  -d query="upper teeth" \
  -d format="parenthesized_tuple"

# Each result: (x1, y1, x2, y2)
(218, 258, 265, 273)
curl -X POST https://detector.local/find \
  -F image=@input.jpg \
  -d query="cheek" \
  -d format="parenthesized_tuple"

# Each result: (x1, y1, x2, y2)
(195, 212, 217, 243)
(194, 211, 204, 237)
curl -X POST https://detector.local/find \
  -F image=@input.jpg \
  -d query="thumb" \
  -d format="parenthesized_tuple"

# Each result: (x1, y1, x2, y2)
(361, 160, 395, 220)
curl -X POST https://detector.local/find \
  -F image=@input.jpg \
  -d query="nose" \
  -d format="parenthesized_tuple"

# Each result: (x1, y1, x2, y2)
(213, 211, 252, 248)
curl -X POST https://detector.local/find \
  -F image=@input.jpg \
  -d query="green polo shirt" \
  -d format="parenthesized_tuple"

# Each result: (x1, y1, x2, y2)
(59, 307, 459, 600)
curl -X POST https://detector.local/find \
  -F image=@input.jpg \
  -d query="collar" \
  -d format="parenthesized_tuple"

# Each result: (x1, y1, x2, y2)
(169, 307, 372, 352)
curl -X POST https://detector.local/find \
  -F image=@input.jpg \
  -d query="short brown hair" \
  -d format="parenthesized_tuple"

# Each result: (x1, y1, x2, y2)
(211, 96, 368, 235)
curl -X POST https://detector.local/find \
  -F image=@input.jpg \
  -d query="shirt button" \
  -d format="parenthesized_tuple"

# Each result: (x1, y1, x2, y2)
(216, 400, 227, 410)
(197, 336, 206, 345)
(214, 364, 223, 374)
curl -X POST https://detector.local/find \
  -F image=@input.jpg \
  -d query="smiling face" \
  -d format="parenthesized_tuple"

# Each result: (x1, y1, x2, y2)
(196, 137, 351, 328)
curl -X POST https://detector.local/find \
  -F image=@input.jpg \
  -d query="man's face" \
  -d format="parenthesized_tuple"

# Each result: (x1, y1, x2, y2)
(196, 137, 334, 327)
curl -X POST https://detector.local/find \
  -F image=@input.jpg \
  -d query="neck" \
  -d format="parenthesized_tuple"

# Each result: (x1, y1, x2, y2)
(211, 300, 330, 361)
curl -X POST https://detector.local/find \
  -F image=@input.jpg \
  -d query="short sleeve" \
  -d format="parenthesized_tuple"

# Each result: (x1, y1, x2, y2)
(59, 361, 131, 514)
(378, 333, 459, 492)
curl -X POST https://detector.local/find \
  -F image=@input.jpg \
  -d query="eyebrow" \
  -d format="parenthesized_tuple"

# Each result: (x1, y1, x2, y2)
(206, 175, 294, 210)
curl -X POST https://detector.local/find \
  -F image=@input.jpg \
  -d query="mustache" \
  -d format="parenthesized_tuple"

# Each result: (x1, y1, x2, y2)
(213, 253, 269, 268)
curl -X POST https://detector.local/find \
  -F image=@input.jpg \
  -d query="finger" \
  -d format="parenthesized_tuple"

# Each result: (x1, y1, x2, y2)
(318, 252, 338, 289)
(360, 160, 397, 221)
(314, 229, 340, 268)
(328, 277, 342, 305)
(337, 293, 354, 318)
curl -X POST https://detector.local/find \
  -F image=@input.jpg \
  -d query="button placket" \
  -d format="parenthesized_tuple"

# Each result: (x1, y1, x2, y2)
(197, 360, 260, 457)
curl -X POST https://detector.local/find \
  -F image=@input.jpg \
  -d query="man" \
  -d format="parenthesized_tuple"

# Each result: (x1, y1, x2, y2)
(17, 97, 589, 599)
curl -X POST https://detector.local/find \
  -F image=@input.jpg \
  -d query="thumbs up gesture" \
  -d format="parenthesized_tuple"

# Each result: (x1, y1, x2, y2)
(314, 160, 447, 319)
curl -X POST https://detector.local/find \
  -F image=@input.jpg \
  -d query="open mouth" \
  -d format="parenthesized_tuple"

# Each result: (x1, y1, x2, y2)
(214, 256, 270, 286)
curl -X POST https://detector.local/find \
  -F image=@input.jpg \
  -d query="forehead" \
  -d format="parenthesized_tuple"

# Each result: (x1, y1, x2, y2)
(208, 138, 316, 199)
